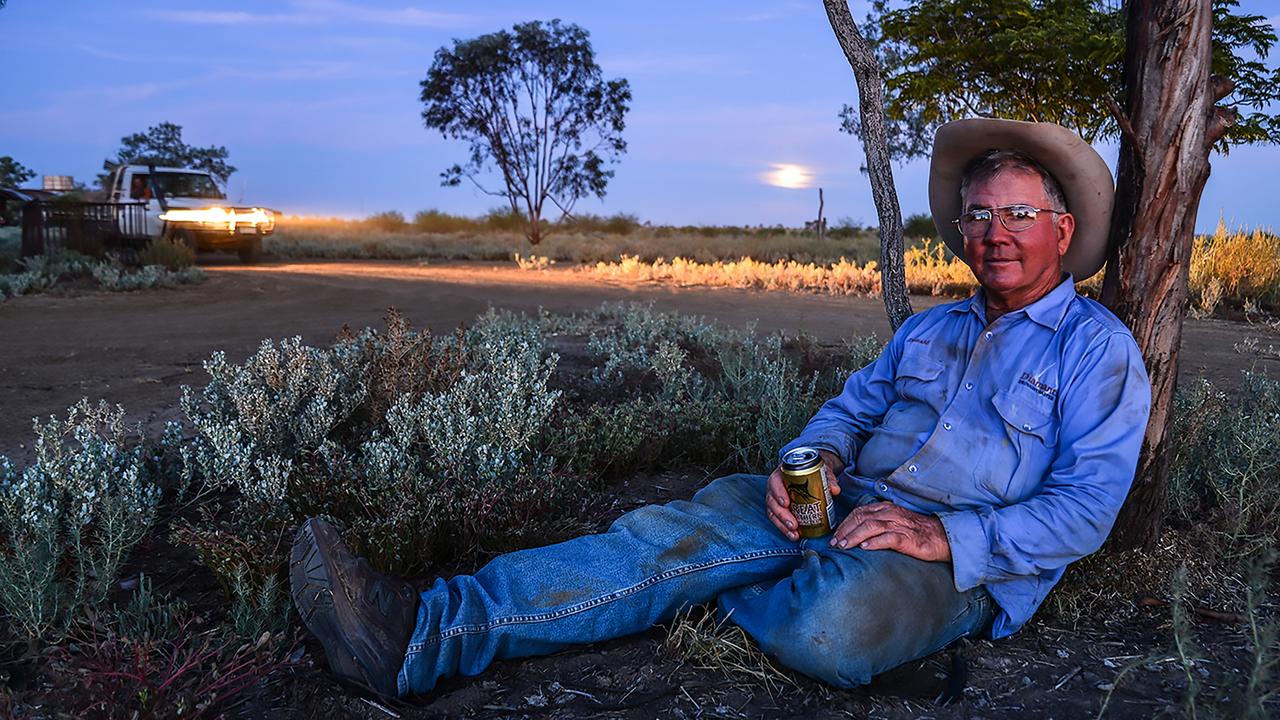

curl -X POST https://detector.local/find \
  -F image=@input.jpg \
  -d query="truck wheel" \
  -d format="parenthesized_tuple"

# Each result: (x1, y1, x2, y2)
(238, 235, 263, 264)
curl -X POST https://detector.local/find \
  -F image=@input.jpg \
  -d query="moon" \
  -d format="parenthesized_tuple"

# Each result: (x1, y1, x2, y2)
(763, 163, 813, 189)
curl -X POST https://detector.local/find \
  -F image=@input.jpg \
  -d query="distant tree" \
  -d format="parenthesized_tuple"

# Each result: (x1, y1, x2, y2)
(0, 156, 35, 188)
(420, 19, 631, 245)
(841, 0, 1279, 162)
(99, 122, 236, 188)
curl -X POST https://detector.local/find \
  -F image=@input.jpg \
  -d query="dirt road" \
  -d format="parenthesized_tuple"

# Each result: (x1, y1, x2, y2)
(1, 258, 1274, 457)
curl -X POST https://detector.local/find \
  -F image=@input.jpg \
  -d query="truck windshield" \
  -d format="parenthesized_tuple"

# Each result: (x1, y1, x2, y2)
(150, 172, 225, 200)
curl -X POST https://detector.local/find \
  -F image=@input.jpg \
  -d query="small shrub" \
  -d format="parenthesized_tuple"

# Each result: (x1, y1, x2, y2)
(413, 208, 478, 234)
(137, 238, 195, 270)
(1167, 372, 1280, 557)
(364, 210, 409, 233)
(0, 400, 161, 643)
(61, 574, 293, 719)
(903, 212, 938, 240)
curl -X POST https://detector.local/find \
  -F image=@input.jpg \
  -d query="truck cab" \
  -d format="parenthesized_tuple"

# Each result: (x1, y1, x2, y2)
(104, 165, 275, 262)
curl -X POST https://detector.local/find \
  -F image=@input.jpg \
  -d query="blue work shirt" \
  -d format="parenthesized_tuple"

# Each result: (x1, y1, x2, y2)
(781, 276, 1151, 638)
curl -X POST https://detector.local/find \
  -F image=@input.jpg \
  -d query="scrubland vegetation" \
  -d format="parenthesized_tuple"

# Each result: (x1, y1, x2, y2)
(0, 234, 204, 302)
(0, 300, 1277, 715)
(270, 212, 1280, 318)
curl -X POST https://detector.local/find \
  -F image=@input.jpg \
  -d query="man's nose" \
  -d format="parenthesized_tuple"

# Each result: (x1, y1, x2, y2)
(982, 218, 1015, 244)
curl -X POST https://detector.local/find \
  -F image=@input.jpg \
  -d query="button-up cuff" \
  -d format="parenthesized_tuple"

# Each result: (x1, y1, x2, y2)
(938, 510, 989, 593)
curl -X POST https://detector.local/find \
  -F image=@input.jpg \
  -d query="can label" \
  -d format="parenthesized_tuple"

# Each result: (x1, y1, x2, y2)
(782, 451, 834, 538)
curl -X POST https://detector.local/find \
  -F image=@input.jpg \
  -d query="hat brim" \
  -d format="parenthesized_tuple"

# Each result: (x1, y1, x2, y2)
(928, 118, 1115, 280)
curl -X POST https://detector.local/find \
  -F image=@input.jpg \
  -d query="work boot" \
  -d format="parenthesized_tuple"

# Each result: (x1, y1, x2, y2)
(290, 517, 418, 697)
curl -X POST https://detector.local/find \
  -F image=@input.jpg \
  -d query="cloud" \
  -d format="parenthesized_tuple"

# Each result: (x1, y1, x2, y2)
(151, 10, 318, 25)
(293, 0, 475, 28)
(152, 2, 475, 28)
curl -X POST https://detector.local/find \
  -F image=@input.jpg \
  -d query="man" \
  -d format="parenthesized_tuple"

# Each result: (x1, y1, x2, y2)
(289, 118, 1151, 697)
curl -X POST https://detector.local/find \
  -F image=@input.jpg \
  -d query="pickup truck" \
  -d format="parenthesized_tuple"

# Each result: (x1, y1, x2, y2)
(101, 164, 275, 262)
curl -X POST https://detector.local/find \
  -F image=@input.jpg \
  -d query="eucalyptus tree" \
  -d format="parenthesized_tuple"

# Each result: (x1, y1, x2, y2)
(420, 20, 631, 245)
(100, 122, 236, 188)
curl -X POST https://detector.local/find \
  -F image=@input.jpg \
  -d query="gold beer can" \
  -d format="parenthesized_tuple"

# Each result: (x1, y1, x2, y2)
(781, 446, 834, 538)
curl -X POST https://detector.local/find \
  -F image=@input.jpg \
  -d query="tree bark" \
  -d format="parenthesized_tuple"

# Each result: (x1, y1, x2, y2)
(1102, 0, 1232, 549)
(823, 0, 912, 330)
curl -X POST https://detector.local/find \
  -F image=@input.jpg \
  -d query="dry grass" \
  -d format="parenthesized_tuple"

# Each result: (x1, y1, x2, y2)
(272, 216, 1280, 315)
(269, 215, 887, 265)
(1190, 223, 1280, 314)
(662, 605, 799, 697)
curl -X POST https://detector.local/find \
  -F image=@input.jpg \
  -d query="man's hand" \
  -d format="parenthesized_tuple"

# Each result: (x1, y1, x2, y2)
(830, 502, 952, 562)
(766, 450, 845, 542)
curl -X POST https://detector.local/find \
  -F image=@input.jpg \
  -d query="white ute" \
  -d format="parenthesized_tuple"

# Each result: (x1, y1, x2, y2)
(102, 164, 275, 263)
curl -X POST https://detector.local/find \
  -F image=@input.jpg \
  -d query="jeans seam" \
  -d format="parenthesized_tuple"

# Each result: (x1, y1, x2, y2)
(404, 546, 804, 653)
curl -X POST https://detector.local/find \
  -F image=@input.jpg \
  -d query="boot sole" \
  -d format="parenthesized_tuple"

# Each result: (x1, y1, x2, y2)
(289, 518, 397, 697)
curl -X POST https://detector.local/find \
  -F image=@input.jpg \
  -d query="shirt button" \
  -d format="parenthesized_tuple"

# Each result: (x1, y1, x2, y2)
(984, 331, 993, 340)
(965, 382, 974, 390)
(1022, 423, 1033, 431)
(878, 482, 888, 492)
(908, 464, 918, 473)
(943, 422, 953, 431)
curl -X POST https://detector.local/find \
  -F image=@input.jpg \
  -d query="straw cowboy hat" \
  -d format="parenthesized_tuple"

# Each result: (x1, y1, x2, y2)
(928, 117, 1115, 280)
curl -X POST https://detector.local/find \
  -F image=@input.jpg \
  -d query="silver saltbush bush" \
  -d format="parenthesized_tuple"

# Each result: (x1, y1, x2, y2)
(0, 401, 160, 642)
(179, 337, 367, 505)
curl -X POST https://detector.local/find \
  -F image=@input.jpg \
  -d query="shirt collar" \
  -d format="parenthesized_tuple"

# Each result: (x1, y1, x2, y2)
(946, 274, 1077, 330)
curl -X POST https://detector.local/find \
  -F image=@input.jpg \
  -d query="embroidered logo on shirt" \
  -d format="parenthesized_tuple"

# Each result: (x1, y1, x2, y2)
(1017, 372, 1058, 400)
(907, 337, 930, 346)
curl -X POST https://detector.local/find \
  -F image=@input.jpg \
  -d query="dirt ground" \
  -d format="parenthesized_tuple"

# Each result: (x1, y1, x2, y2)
(2, 258, 1278, 718)
(2, 258, 1276, 460)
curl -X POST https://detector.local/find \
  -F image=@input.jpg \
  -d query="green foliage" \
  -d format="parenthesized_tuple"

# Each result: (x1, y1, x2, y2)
(100, 121, 236, 188)
(1166, 373, 1280, 557)
(0, 155, 35, 187)
(136, 238, 195, 270)
(0, 401, 161, 642)
(847, 0, 1280, 161)
(420, 19, 631, 244)
(903, 212, 939, 240)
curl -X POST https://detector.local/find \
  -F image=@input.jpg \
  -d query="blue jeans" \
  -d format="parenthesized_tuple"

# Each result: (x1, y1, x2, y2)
(397, 473, 995, 695)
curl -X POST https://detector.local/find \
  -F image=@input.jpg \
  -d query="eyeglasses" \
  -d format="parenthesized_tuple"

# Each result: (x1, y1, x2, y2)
(952, 204, 1064, 238)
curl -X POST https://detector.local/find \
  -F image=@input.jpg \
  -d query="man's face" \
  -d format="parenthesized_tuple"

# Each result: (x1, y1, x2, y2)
(960, 169, 1074, 303)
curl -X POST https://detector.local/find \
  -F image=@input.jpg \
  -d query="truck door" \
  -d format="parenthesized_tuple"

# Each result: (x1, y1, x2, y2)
(127, 171, 162, 239)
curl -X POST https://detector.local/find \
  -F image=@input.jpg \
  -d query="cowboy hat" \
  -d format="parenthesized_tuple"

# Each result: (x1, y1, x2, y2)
(928, 117, 1114, 280)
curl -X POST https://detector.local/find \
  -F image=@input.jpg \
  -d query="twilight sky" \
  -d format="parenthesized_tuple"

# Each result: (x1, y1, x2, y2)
(2, 0, 1277, 232)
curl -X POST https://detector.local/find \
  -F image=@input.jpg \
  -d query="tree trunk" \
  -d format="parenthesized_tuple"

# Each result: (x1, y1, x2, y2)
(823, 0, 912, 330)
(817, 187, 826, 242)
(1103, 0, 1234, 549)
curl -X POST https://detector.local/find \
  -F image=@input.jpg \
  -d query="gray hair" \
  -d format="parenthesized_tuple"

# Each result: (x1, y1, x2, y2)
(959, 149, 1067, 212)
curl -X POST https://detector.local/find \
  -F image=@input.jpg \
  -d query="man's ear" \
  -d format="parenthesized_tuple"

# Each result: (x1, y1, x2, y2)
(1056, 212, 1075, 257)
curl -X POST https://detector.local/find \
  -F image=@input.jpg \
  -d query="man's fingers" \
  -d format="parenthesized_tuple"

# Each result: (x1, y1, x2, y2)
(833, 517, 891, 549)
(858, 531, 906, 552)
(766, 470, 789, 508)
(766, 507, 800, 541)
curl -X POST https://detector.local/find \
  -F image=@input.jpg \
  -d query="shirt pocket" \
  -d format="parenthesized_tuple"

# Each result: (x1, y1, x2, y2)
(981, 389, 1059, 500)
(893, 354, 947, 412)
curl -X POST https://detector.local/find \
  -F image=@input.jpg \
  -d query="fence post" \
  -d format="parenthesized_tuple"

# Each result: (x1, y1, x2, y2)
(21, 202, 44, 258)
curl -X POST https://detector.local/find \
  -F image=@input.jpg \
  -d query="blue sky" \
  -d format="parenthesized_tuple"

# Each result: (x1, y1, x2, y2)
(2, 0, 1277, 232)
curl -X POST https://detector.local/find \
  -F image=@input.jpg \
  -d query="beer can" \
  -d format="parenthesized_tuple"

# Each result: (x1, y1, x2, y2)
(781, 446, 834, 538)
